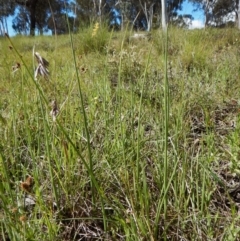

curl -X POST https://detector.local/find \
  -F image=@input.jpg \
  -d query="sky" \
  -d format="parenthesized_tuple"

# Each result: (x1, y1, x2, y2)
(179, 1, 205, 29)
(6, 0, 204, 37)
(6, 16, 15, 36)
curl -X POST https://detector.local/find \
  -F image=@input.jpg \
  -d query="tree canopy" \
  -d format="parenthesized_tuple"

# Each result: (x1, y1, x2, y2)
(0, 0, 15, 35)
(189, 0, 239, 27)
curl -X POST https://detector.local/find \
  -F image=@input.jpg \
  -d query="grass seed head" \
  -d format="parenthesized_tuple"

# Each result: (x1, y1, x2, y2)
(34, 52, 50, 80)
(11, 207, 18, 213)
(20, 176, 34, 193)
(80, 67, 88, 73)
(50, 100, 59, 122)
(19, 215, 27, 223)
(12, 62, 21, 73)
(35, 52, 49, 67)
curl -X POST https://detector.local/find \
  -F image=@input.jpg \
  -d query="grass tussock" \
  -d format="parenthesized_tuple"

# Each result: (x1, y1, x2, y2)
(1, 27, 240, 240)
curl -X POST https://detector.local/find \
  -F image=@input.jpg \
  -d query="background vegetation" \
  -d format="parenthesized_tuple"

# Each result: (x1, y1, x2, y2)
(1, 26, 240, 240)
(0, 0, 239, 36)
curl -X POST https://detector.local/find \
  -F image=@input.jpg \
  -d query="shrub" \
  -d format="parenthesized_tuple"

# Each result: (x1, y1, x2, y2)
(75, 22, 111, 54)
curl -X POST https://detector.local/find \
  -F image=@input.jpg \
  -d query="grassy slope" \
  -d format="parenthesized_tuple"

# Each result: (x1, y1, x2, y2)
(1, 27, 240, 240)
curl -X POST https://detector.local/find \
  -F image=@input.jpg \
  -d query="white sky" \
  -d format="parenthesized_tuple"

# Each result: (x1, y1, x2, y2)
(189, 20, 204, 29)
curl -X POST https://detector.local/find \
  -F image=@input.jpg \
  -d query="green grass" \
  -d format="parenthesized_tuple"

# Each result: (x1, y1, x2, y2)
(1, 27, 240, 240)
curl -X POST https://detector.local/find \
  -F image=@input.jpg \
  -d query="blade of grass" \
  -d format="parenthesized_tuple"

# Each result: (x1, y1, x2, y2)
(65, 16, 95, 204)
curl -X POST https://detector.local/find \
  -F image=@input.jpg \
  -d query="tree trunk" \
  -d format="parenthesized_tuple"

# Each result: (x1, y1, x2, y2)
(148, 3, 154, 31)
(29, 0, 38, 36)
(73, 2, 77, 31)
(15, 0, 38, 36)
(0, 19, 4, 36)
(139, 1, 154, 31)
(204, 0, 210, 27)
(4, 17, 8, 35)
(204, 11, 210, 27)
(98, 0, 102, 23)
(238, 0, 240, 29)
(121, 13, 124, 30)
(161, 0, 167, 32)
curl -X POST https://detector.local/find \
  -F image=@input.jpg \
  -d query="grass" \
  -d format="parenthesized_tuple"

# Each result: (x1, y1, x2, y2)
(1, 26, 240, 240)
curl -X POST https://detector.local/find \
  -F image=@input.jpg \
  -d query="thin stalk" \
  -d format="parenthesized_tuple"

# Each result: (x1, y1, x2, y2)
(163, 28, 169, 236)
(118, 28, 128, 166)
(136, 45, 153, 182)
(39, 95, 59, 206)
(153, 27, 169, 240)
(154, 156, 179, 238)
(62, 14, 95, 203)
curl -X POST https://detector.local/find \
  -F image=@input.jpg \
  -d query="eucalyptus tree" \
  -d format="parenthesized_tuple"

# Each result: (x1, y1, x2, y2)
(92, 0, 105, 23)
(113, 0, 133, 30)
(74, 0, 185, 31)
(161, 0, 167, 31)
(74, 0, 96, 25)
(14, 0, 39, 35)
(74, 0, 137, 29)
(12, 6, 29, 35)
(137, 0, 184, 31)
(189, 0, 238, 27)
(74, 0, 112, 27)
(211, 0, 238, 27)
(138, 0, 158, 31)
(47, 14, 75, 34)
(238, 0, 240, 28)
(13, 0, 69, 36)
(0, 0, 15, 35)
(188, 0, 215, 26)
(112, 0, 184, 31)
